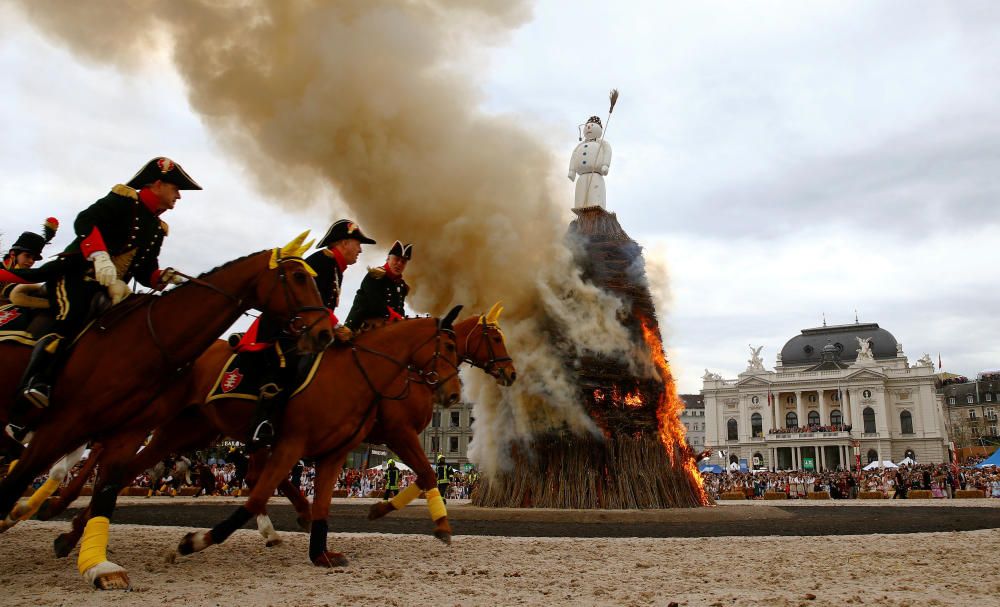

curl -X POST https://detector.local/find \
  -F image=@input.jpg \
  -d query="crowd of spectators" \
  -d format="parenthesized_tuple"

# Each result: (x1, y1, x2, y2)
(767, 424, 852, 435)
(29, 450, 481, 501)
(702, 458, 1000, 500)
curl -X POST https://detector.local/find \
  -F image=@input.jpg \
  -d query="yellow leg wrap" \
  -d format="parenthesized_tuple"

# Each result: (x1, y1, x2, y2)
(19, 476, 60, 520)
(425, 488, 447, 521)
(389, 483, 422, 511)
(78, 516, 110, 575)
(7, 460, 17, 474)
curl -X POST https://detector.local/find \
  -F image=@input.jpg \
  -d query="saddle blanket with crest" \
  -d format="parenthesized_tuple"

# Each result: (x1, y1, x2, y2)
(206, 347, 325, 403)
(0, 304, 39, 346)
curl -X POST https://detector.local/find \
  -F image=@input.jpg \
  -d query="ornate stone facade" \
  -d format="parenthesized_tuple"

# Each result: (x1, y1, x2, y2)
(702, 322, 948, 471)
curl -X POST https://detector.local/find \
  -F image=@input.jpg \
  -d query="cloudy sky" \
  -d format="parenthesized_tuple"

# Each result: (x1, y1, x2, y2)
(2, 1, 997, 393)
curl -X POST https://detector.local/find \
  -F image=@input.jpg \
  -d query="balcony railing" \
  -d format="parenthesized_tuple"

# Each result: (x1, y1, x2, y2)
(766, 431, 849, 440)
(861, 432, 880, 438)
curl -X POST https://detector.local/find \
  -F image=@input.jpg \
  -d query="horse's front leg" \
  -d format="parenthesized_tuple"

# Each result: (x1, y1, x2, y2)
(369, 429, 451, 544)
(307, 453, 347, 567)
(0, 443, 87, 532)
(177, 439, 303, 557)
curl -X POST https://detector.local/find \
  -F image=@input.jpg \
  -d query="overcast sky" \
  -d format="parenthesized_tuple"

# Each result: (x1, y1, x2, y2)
(2, 2, 997, 393)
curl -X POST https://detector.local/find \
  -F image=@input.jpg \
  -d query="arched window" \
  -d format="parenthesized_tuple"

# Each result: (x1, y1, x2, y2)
(863, 389, 872, 398)
(727, 418, 738, 440)
(863, 407, 876, 433)
(866, 449, 879, 464)
(830, 409, 843, 426)
(900, 410, 913, 434)
(807, 411, 820, 426)
(729, 454, 739, 464)
(948, 397, 956, 405)
(904, 449, 916, 461)
(751, 413, 763, 437)
(785, 412, 798, 428)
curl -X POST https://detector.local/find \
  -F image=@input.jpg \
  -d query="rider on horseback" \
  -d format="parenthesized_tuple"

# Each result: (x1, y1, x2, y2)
(242, 219, 375, 450)
(344, 240, 411, 332)
(0, 218, 59, 306)
(15, 157, 201, 411)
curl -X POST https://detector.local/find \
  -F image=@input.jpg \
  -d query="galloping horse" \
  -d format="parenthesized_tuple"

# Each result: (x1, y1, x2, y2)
(0, 233, 333, 589)
(47, 305, 516, 555)
(172, 313, 464, 568)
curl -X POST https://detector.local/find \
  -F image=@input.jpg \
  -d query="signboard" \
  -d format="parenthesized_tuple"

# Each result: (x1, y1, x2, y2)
(752, 454, 763, 469)
(739, 458, 749, 472)
(802, 456, 815, 471)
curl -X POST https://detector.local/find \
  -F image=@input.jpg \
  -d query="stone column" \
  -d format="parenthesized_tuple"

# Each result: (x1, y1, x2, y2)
(772, 392, 780, 430)
(819, 390, 829, 426)
(796, 391, 804, 430)
(875, 387, 891, 438)
(840, 389, 851, 425)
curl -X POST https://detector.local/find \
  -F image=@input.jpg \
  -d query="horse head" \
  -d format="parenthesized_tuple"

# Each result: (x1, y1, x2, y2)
(257, 231, 333, 353)
(423, 307, 463, 407)
(453, 302, 517, 386)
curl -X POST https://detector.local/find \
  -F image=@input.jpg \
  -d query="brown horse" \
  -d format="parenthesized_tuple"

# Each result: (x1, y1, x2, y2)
(0, 233, 333, 589)
(39, 304, 517, 557)
(46, 305, 516, 556)
(172, 312, 464, 569)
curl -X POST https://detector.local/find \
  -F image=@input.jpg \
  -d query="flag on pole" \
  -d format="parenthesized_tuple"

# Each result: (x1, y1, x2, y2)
(938, 353, 942, 369)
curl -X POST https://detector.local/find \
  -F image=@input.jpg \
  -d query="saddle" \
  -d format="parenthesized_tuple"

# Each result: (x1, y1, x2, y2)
(0, 304, 54, 345)
(206, 345, 324, 403)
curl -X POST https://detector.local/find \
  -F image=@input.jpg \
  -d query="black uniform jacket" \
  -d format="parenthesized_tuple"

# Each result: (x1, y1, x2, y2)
(344, 267, 408, 330)
(304, 248, 344, 311)
(63, 185, 167, 288)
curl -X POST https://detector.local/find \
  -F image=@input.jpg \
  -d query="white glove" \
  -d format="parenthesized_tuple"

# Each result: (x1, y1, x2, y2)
(107, 279, 131, 305)
(89, 251, 118, 287)
(158, 267, 184, 287)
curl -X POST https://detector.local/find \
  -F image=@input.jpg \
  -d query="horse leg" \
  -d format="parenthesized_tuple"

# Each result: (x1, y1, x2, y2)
(53, 417, 217, 558)
(252, 475, 311, 547)
(177, 439, 303, 557)
(0, 442, 87, 532)
(308, 453, 347, 567)
(75, 428, 149, 590)
(370, 431, 451, 544)
(37, 443, 103, 520)
(0, 424, 76, 518)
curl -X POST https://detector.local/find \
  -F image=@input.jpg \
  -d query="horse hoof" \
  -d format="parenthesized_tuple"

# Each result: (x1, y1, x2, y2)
(177, 532, 197, 556)
(434, 530, 452, 545)
(311, 551, 348, 568)
(84, 561, 130, 591)
(296, 516, 310, 531)
(53, 533, 76, 558)
(265, 538, 282, 548)
(367, 502, 393, 521)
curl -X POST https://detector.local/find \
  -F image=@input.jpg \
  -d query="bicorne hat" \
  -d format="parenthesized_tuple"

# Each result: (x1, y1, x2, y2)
(387, 240, 413, 260)
(126, 157, 202, 190)
(8, 217, 59, 260)
(316, 219, 376, 249)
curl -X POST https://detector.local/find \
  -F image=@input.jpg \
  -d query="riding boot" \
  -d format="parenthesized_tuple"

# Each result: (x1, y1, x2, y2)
(19, 333, 62, 409)
(248, 382, 282, 452)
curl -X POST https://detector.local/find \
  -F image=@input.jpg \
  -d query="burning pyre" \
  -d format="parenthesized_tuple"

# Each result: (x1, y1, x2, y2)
(473, 208, 711, 509)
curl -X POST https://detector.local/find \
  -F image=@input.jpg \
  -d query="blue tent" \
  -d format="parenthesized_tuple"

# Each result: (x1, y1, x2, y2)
(975, 449, 1000, 468)
(699, 463, 723, 474)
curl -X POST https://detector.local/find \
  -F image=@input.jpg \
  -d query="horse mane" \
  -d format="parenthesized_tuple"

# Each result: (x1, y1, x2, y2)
(353, 316, 438, 345)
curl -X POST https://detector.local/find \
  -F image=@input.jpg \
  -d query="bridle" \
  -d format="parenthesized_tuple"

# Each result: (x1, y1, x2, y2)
(145, 255, 327, 369)
(350, 320, 461, 402)
(462, 320, 513, 379)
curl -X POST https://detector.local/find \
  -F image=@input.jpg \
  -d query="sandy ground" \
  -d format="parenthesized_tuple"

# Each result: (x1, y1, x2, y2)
(1, 502, 999, 606)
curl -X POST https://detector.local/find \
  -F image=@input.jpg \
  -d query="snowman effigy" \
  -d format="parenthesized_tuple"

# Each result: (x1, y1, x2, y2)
(568, 89, 618, 209)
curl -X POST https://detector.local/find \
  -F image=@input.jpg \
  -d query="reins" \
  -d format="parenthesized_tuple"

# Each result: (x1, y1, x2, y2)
(144, 255, 325, 370)
(349, 322, 460, 402)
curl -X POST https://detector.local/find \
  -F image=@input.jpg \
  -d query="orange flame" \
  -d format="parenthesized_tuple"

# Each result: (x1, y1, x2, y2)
(623, 390, 643, 408)
(640, 319, 710, 506)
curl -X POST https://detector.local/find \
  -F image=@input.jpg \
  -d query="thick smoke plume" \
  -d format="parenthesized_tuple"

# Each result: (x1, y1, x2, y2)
(15, 0, 636, 473)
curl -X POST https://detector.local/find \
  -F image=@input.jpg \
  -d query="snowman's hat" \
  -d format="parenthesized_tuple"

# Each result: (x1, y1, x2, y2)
(586, 115, 602, 127)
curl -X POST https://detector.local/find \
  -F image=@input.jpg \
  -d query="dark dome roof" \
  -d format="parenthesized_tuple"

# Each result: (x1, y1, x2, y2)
(780, 323, 898, 366)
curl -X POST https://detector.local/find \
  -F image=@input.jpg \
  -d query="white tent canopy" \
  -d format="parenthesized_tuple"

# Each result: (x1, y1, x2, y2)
(897, 457, 917, 466)
(863, 460, 899, 470)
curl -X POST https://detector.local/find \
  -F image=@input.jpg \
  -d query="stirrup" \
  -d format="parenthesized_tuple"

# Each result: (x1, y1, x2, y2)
(4, 423, 30, 443)
(22, 384, 50, 409)
(251, 420, 275, 443)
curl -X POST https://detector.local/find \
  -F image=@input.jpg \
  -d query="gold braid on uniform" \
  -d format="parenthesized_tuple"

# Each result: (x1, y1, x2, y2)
(111, 184, 138, 199)
(367, 266, 386, 278)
